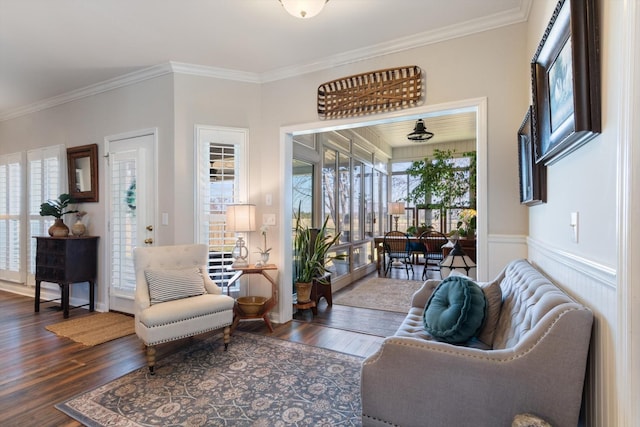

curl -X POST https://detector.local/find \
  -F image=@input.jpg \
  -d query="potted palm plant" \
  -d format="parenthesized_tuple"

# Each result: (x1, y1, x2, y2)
(293, 205, 342, 303)
(39, 193, 78, 237)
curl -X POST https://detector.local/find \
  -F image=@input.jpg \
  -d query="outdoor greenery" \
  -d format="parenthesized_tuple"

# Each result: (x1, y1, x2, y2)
(405, 149, 476, 211)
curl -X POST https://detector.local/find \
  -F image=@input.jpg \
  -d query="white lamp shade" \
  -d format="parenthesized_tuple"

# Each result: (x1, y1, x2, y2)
(225, 204, 256, 232)
(388, 202, 405, 215)
(279, 0, 328, 19)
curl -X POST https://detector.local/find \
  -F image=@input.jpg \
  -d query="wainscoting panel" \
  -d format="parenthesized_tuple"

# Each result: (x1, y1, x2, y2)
(485, 234, 528, 280)
(528, 238, 617, 427)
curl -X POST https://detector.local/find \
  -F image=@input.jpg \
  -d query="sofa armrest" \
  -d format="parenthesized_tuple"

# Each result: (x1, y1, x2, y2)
(410, 279, 440, 308)
(361, 306, 593, 427)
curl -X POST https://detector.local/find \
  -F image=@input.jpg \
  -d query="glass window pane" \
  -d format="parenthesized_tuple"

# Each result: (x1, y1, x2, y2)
(337, 152, 350, 242)
(363, 165, 373, 238)
(390, 174, 407, 204)
(322, 148, 337, 234)
(351, 161, 362, 242)
(292, 159, 313, 224)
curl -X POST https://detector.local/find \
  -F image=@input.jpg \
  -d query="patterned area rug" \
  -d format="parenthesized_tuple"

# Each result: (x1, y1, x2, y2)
(56, 331, 363, 426)
(45, 312, 134, 346)
(333, 277, 424, 313)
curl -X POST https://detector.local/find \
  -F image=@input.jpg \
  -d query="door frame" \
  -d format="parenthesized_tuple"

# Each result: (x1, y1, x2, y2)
(278, 97, 488, 324)
(102, 127, 158, 312)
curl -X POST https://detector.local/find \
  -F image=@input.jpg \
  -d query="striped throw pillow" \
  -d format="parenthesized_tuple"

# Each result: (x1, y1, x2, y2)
(145, 268, 207, 305)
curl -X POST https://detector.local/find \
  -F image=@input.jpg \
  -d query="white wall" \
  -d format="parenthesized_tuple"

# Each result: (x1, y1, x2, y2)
(172, 73, 262, 244)
(260, 23, 531, 280)
(0, 74, 175, 308)
(0, 21, 532, 313)
(525, 1, 637, 425)
(2, 3, 636, 423)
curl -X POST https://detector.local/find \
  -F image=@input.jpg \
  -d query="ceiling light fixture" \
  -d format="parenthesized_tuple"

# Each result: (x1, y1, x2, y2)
(407, 119, 435, 142)
(279, 0, 329, 19)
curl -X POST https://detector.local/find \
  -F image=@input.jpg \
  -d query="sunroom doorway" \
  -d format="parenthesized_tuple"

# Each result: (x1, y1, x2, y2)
(281, 98, 488, 323)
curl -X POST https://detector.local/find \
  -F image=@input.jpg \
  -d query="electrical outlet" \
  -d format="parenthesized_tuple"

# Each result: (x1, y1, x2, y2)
(263, 213, 276, 226)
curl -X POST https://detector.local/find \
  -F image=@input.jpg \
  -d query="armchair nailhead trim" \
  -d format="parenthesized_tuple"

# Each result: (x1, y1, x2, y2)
(145, 322, 232, 346)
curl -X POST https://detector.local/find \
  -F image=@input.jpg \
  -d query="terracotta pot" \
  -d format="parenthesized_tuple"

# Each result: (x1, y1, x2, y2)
(295, 281, 313, 303)
(48, 218, 69, 237)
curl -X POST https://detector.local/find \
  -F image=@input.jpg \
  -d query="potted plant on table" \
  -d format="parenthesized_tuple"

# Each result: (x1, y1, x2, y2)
(293, 205, 342, 303)
(39, 193, 78, 237)
(456, 209, 477, 238)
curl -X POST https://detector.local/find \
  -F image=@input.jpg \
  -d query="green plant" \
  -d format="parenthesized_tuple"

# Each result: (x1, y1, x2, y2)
(39, 193, 78, 219)
(456, 208, 477, 236)
(405, 149, 472, 210)
(293, 205, 342, 284)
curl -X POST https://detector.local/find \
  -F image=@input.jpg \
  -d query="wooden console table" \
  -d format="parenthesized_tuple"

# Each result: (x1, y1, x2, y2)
(34, 236, 99, 318)
(227, 264, 278, 333)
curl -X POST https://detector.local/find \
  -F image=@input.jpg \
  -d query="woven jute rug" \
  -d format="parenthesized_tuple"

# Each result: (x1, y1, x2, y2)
(45, 312, 135, 346)
(56, 331, 363, 426)
(333, 277, 424, 313)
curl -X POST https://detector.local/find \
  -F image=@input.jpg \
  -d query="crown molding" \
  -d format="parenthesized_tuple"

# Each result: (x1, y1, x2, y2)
(0, 0, 531, 121)
(168, 62, 261, 84)
(261, 0, 532, 82)
(0, 63, 174, 122)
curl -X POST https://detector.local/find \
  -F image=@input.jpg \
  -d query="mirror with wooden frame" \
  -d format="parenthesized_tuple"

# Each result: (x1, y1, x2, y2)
(67, 143, 99, 202)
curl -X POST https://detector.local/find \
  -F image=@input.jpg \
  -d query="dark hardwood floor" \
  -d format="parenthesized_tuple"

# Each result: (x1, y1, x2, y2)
(0, 266, 430, 426)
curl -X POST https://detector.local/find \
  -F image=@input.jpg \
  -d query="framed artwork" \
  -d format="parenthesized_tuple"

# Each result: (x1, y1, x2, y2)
(531, 0, 600, 165)
(518, 107, 546, 206)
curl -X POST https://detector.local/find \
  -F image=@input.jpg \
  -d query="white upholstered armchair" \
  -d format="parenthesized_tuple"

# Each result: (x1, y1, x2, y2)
(133, 244, 235, 374)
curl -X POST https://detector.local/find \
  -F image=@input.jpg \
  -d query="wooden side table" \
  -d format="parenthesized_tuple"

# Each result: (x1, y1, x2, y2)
(34, 236, 99, 318)
(227, 264, 278, 333)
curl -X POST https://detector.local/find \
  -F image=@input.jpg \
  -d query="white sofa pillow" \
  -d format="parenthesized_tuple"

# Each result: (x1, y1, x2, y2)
(145, 267, 207, 305)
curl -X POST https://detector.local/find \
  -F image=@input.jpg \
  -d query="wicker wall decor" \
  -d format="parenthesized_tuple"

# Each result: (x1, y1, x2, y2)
(317, 66, 422, 119)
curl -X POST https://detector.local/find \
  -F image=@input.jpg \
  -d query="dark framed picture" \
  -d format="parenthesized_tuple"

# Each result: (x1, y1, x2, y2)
(531, 0, 600, 165)
(518, 107, 546, 206)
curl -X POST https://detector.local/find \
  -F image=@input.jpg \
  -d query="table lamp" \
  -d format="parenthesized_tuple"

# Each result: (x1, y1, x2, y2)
(388, 202, 405, 231)
(225, 204, 256, 268)
(440, 240, 477, 279)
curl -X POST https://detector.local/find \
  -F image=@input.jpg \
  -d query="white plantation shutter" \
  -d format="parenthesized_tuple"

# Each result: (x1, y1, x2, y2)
(0, 152, 24, 282)
(109, 150, 138, 295)
(27, 145, 65, 280)
(195, 126, 247, 290)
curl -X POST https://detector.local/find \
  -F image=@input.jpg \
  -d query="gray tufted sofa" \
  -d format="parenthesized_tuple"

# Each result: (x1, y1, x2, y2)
(361, 259, 593, 427)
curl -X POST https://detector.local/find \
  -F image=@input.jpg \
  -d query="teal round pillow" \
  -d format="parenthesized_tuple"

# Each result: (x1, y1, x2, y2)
(423, 276, 487, 344)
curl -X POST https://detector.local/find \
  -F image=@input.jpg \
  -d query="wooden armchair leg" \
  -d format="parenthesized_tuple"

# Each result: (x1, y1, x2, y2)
(223, 326, 231, 350)
(146, 345, 156, 375)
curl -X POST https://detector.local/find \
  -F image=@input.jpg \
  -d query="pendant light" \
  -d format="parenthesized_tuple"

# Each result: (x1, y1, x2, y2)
(407, 119, 435, 142)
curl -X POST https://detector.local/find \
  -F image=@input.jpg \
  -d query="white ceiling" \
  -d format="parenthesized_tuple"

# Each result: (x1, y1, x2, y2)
(0, 0, 529, 143)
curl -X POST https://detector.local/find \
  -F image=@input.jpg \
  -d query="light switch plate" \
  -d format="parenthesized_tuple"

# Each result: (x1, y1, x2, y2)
(570, 212, 578, 243)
